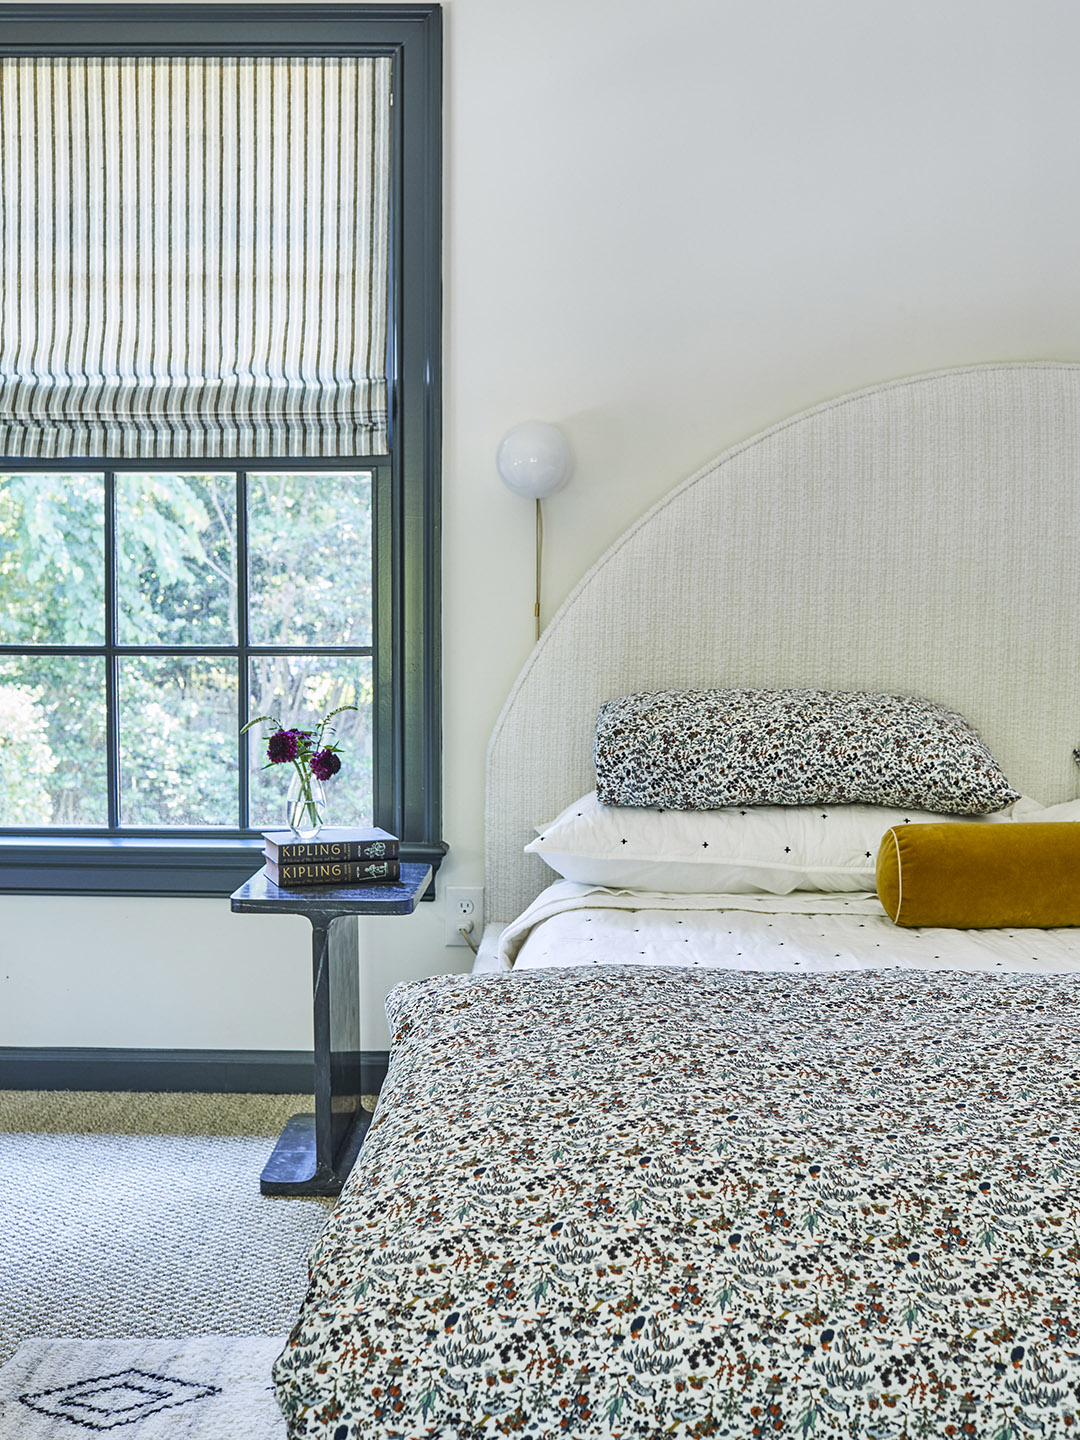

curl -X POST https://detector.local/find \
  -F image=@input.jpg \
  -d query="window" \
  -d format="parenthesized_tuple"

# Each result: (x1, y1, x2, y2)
(2, 465, 376, 824)
(0, 6, 442, 895)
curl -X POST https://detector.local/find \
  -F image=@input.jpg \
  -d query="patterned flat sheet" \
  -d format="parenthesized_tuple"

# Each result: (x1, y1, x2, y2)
(274, 965, 1080, 1439)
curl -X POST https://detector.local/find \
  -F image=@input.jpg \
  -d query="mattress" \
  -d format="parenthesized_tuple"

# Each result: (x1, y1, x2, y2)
(499, 883, 1080, 977)
(274, 962, 1080, 1438)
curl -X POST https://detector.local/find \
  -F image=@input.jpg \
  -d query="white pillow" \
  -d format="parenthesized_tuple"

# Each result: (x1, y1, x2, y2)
(1017, 798, 1080, 823)
(525, 791, 1031, 895)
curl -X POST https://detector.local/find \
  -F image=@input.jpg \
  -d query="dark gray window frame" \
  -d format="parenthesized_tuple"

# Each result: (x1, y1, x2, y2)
(0, 3, 443, 896)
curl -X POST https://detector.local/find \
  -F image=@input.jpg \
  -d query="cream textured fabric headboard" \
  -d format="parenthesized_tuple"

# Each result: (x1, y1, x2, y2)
(485, 363, 1080, 923)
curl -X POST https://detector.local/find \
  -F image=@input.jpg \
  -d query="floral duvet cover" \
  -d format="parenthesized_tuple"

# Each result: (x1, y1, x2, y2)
(273, 965, 1080, 1439)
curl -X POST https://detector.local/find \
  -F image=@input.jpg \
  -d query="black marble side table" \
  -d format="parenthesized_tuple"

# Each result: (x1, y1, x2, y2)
(230, 862, 433, 1196)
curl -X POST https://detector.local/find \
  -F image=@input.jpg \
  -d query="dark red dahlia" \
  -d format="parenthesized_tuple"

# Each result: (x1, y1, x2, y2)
(266, 728, 304, 764)
(310, 748, 342, 782)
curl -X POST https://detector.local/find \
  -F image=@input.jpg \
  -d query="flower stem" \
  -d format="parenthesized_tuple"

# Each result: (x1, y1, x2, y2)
(292, 760, 313, 805)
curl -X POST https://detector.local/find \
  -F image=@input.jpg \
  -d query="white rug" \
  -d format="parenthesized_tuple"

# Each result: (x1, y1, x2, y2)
(0, 1336, 288, 1438)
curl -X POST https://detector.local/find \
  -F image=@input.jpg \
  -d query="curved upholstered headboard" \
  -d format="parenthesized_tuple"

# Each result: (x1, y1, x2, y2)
(486, 362, 1080, 923)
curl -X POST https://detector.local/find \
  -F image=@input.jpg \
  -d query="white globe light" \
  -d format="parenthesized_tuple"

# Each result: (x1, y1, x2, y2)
(496, 421, 573, 499)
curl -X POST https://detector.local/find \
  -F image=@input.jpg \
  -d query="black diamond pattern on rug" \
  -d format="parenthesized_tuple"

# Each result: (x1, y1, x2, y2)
(19, 1368, 220, 1430)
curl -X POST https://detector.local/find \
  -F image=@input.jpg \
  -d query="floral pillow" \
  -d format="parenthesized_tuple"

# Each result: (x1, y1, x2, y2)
(594, 687, 1020, 815)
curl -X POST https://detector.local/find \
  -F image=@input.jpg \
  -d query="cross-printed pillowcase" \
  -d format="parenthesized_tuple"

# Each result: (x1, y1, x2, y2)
(594, 687, 1020, 815)
(526, 790, 1025, 895)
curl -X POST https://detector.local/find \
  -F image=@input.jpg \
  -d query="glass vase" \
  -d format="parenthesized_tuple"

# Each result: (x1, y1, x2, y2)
(286, 769, 326, 839)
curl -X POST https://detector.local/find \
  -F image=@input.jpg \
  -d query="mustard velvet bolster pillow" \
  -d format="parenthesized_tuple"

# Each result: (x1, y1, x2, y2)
(876, 822, 1080, 928)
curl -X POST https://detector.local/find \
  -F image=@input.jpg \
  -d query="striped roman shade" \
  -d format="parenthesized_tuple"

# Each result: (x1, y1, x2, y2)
(0, 55, 391, 457)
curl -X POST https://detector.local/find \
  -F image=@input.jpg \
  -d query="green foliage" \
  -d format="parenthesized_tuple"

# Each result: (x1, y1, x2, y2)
(0, 473, 105, 644)
(116, 473, 237, 645)
(0, 683, 57, 823)
(247, 471, 373, 645)
(0, 654, 108, 824)
(119, 657, 240, 826)
(0, 471, 374, 829)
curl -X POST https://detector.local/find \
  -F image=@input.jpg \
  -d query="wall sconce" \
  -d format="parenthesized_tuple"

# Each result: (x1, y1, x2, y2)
(496, 420, 574, 641)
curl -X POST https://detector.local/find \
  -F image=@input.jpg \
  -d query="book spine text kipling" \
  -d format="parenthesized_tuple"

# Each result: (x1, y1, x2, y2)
(272, 859, 402, 886)
(274, 838, 399, 863)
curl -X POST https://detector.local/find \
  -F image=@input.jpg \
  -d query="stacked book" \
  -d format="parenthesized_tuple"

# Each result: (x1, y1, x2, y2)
(262, 827, 401, 888)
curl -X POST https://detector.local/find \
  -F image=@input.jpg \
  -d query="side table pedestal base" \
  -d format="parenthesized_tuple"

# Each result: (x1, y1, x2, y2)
(260, 1108, 372, 1196)
(230, 863, 433, 1199)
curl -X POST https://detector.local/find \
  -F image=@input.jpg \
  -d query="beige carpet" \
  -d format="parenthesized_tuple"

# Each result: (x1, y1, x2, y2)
(0, 1091, 366, 1368)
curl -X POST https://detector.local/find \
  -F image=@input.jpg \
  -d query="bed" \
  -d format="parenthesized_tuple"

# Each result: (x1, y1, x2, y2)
(274, 363, 1080, 1438)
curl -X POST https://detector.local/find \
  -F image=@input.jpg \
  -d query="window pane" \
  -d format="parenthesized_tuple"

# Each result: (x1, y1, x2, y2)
(0, 656, 106, 824)
(119, 657, 238, 827)
(247, 656, 373, 829)
(0, 474, 105, 644)
(247, 472, 372, 646)
(116, 474, 237, 646)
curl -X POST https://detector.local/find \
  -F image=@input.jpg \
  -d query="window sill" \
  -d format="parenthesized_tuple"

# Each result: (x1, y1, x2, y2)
(0, 836, 446, 897)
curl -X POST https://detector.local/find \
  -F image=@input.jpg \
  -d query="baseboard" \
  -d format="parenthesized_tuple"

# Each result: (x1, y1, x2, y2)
(0, 1047, 390, 1095)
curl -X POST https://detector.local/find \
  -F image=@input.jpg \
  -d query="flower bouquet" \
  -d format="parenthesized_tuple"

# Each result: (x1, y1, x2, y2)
(242, 704, 357, 838)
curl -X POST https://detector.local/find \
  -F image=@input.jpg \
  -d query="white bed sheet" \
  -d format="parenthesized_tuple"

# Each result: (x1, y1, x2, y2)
(489, 880, 1080, 976)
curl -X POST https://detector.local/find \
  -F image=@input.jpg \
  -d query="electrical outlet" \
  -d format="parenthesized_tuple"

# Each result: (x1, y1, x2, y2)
(445, 886, 484, 947)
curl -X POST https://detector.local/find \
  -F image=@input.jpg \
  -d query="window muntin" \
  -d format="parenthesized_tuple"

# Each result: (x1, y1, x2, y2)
(0, 466, 376, 833)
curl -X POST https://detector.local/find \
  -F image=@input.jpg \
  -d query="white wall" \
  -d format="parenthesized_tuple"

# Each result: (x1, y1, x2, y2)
(4, 0, 1080, 1052)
